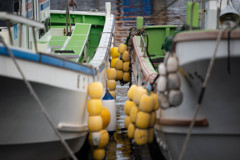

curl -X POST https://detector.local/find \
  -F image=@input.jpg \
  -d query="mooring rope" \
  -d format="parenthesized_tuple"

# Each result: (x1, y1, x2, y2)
(0, 36, 78, 160)
(178, 28, 226, 160)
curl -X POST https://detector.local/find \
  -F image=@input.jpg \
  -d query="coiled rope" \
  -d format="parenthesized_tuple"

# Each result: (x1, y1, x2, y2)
(0, 36, 78, 160)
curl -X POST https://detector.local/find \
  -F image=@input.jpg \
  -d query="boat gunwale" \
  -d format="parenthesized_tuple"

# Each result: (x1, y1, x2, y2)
(173, 29, 240, 43)
(132, 36, 158, 84)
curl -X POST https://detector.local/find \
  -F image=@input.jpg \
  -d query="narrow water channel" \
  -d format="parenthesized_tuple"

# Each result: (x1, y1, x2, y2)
(50, 0, 188, 159)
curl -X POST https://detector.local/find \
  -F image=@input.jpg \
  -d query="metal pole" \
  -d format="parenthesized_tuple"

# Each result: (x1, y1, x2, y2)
(32, 27, 38, 52)
(7, 21, 13, 45)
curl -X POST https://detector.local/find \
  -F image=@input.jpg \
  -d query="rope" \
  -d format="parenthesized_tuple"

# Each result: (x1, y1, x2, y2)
(0, 36, 78, 160)
(178, 28, 226, 160)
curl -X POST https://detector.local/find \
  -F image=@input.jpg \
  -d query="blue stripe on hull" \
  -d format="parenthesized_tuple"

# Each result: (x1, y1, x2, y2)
(0, 46, 100, 75)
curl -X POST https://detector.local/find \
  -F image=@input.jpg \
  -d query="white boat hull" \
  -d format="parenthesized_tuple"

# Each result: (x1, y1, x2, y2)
(156, 30, 240, 160)
(0, 74, 88, 159)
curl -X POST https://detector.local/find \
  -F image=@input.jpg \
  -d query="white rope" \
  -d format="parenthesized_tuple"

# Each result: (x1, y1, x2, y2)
(0, 36, 78, 160)
(178, 28, 225, 160)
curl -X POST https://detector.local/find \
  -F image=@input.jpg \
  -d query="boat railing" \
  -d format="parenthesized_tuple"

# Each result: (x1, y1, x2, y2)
(140, 34, 147, 57)
(0, 12, 44, 52)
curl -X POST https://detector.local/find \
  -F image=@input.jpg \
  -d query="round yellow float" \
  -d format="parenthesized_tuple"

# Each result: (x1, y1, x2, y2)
(87, 99, 103, 116)
(92, 129, 109, 148)
(123, 72, 130, 82)
(122, 51, 130, 62)
(110, 58, 118, 68)
(115, 59, 123, 70)
(135, 111, 150, 129)
(123, 62, 130, 72)
(134, 128, 148, 145)
(88, 82, 103, 99)
(132, 86, 147, 105)
(124, 100, 136, 116)
(127, 122, 135, 139)
(93, 148, 105, 160)
(124, 116, 131, 129)
(150, 92, 160, 111)
(107, 80, 116, 91)
(100, 107, 111, 129)
(127, 85, 137, 100)
(116, 70, 123, 80)
(110, 47, 120, 58)
(130, 105, 138, 123)
(139, 95, 154, 113)
(106, 68, 116, 80)
(118, 43, 127, 54)
(149, 111, 156, 127)
(88, 116, 103, 132)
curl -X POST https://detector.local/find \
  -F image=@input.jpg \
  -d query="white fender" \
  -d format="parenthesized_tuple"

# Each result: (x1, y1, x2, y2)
(102, 91, 116, 133)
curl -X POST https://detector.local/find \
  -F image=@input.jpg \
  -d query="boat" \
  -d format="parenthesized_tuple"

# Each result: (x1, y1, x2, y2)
(129, 0, 240, 159)
(0, 0, 114, 159)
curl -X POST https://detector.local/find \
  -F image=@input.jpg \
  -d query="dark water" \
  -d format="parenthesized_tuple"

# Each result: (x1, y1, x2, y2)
(50, 0, 187, 159)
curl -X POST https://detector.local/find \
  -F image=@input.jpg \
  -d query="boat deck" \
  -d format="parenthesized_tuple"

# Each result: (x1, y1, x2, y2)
(48, 23, 91, 62)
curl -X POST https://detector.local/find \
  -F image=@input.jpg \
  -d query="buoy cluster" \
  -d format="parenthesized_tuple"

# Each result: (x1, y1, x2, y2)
(124, 85, 160, 145)
(106, 68, 117, 99)
(87, 82, 110, 160)
(110, 43, 130, 83)
(157, 53, 183, 109)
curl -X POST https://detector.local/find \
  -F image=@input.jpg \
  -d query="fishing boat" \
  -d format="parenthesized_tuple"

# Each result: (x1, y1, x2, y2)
(130, 0, 240, 159)
(0, 0, 114, 159)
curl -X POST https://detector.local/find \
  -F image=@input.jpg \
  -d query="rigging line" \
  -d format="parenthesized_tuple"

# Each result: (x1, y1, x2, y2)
(0, 36, 78, 160)
(178, 28, 225, 160)
(227, 29, 231, 74)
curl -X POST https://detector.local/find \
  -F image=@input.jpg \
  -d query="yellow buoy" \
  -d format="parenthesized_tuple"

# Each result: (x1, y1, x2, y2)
(139, 95, 154, 113)
(150, 92, 160, 111)
(109, 91, 116, 99)
(107, 80, 116, 91)
(100, 107, 111, 129)
(88, 116, 103, 132)
(124, 116, 131, 129)
(132, 86, 147, 105)
(127, 122, 135, 139)
(115, 59, 123, 70)
(124, 100, 136, 116)
(127, 85, 137, 100)
(149, 111, 156, 127)
(148, 128, 154, 143)
(130, 105, 138, 123)
(88, 82, 103, 99)
(87, 99, 103, 116)
(98, 129, 109, 148)
(123, 72, 130, 82)
(88, 130, 109, 148)
(106, 68, 116, 80)
(110, 47, 120, 58)
(134, 128, 148, 145)
(110, 58, 118, 68)
(93, 148, 105, 160)
(135, 111, 150, 129)
(118, 43, 127, 54)
(123, 62, 130, 72)
(116, 70, 123, 80)
(122, 51, 130, 62)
